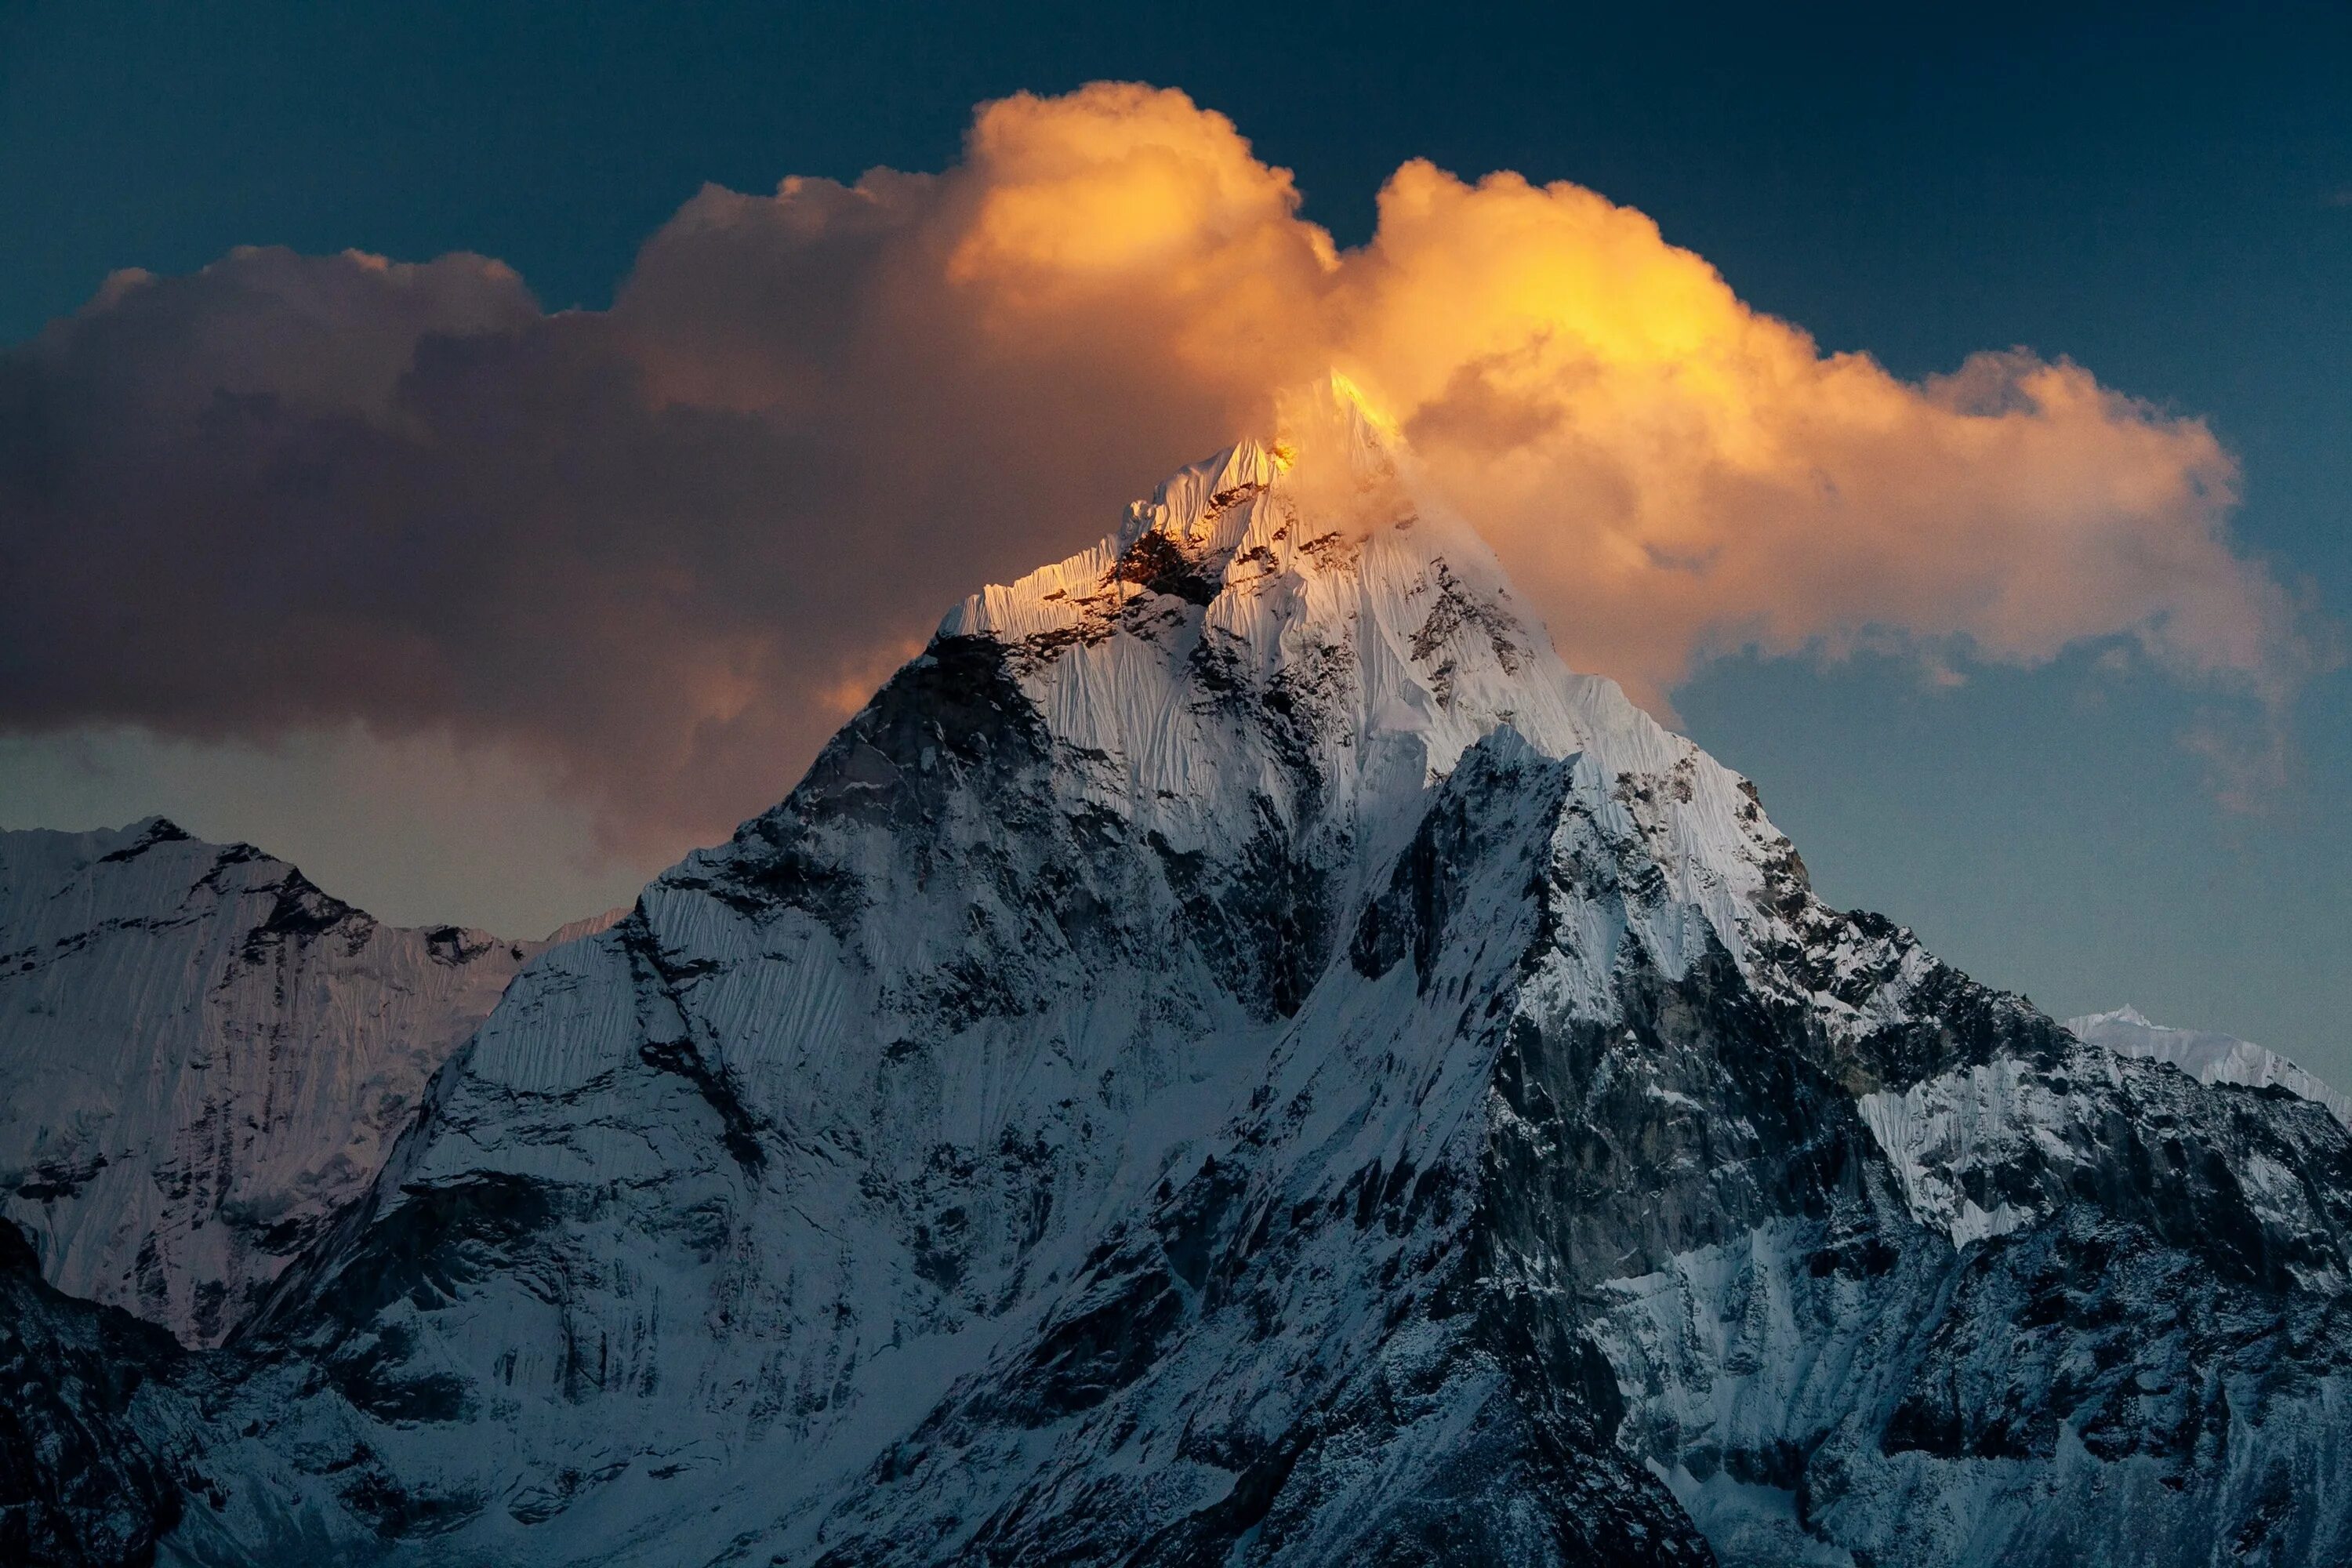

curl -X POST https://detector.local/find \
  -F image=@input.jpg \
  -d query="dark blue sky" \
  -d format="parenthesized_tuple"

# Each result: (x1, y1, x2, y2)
(3, 2, 2347, 1074)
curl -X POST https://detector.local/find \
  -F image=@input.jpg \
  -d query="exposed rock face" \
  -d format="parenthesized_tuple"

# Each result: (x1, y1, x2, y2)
(6, 402, 2349, 1566)
(0, 820, 589, 1347)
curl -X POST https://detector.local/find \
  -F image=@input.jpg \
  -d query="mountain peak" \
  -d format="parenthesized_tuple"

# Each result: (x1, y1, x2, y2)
(0, 820, 553, 1345)
(941, 372, 1408, 649)
(2068, 1004, 2349, 1124)
(14, 434, 2350, 1566)
(926, 418, 1793, 1015)
(938, 433, 1285, 645)
(118, 813, 193, 845)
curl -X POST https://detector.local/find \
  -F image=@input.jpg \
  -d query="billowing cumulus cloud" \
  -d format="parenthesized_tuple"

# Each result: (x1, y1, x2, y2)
(1331, 162, 2293, 711)
(0, 83, 2305, 859)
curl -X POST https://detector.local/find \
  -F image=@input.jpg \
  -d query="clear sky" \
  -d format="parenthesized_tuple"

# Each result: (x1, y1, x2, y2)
(2, 2, 2346, 1082)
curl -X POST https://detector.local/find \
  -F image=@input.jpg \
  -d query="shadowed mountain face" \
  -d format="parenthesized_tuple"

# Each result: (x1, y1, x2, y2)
(5, 407, 2348, 1566)
(0, 1217, 185, 1568)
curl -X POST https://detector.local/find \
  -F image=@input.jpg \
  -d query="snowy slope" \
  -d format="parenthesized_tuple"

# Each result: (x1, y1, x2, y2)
(2067, 1006, 2350, 1126)
(0, 819, 604, 1347)
(12, 391, 2350, 1566)
(161, 397, 1795, 1555)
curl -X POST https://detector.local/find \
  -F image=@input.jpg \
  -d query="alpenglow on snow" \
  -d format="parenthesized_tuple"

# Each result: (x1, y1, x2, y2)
(3, 389, 2348, 1568)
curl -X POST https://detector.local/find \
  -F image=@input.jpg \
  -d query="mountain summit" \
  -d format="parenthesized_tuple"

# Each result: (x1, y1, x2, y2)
(0, 818, 555, 1348)
(6, 410, 2349, 1566)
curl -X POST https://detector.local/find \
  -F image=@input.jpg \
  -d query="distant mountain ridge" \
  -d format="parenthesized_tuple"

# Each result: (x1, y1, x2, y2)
(0, 816, 617, 1348)
(2067, 1006, 2350, 1126)
(2, 397, 2347, 1566)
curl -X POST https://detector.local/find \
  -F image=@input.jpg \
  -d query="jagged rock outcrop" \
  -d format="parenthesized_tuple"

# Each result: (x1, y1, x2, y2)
(6, 392, 2347, 1566)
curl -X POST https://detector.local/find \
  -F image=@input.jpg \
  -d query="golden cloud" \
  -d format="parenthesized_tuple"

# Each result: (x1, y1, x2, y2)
(0, 83, 2305, 860)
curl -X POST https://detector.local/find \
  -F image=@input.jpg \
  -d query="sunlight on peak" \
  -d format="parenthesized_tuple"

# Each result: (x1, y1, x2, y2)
(1325, 369, 1402, 439)
(1269, 369, 1406, 471)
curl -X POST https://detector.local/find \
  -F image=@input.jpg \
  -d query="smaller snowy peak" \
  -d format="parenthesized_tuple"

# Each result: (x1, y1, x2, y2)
(542, 903, 632, 947)
(0, 815, 346, 942)
(2067, 1006, 2350, 1125)
(0, 819, 557, 1345)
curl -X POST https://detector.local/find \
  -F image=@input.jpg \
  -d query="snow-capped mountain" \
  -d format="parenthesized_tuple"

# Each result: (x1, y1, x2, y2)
(7, 397, 2349, 1566)
(0, 818, 608, 1348)
(2068, 1006, 2350, 1126)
